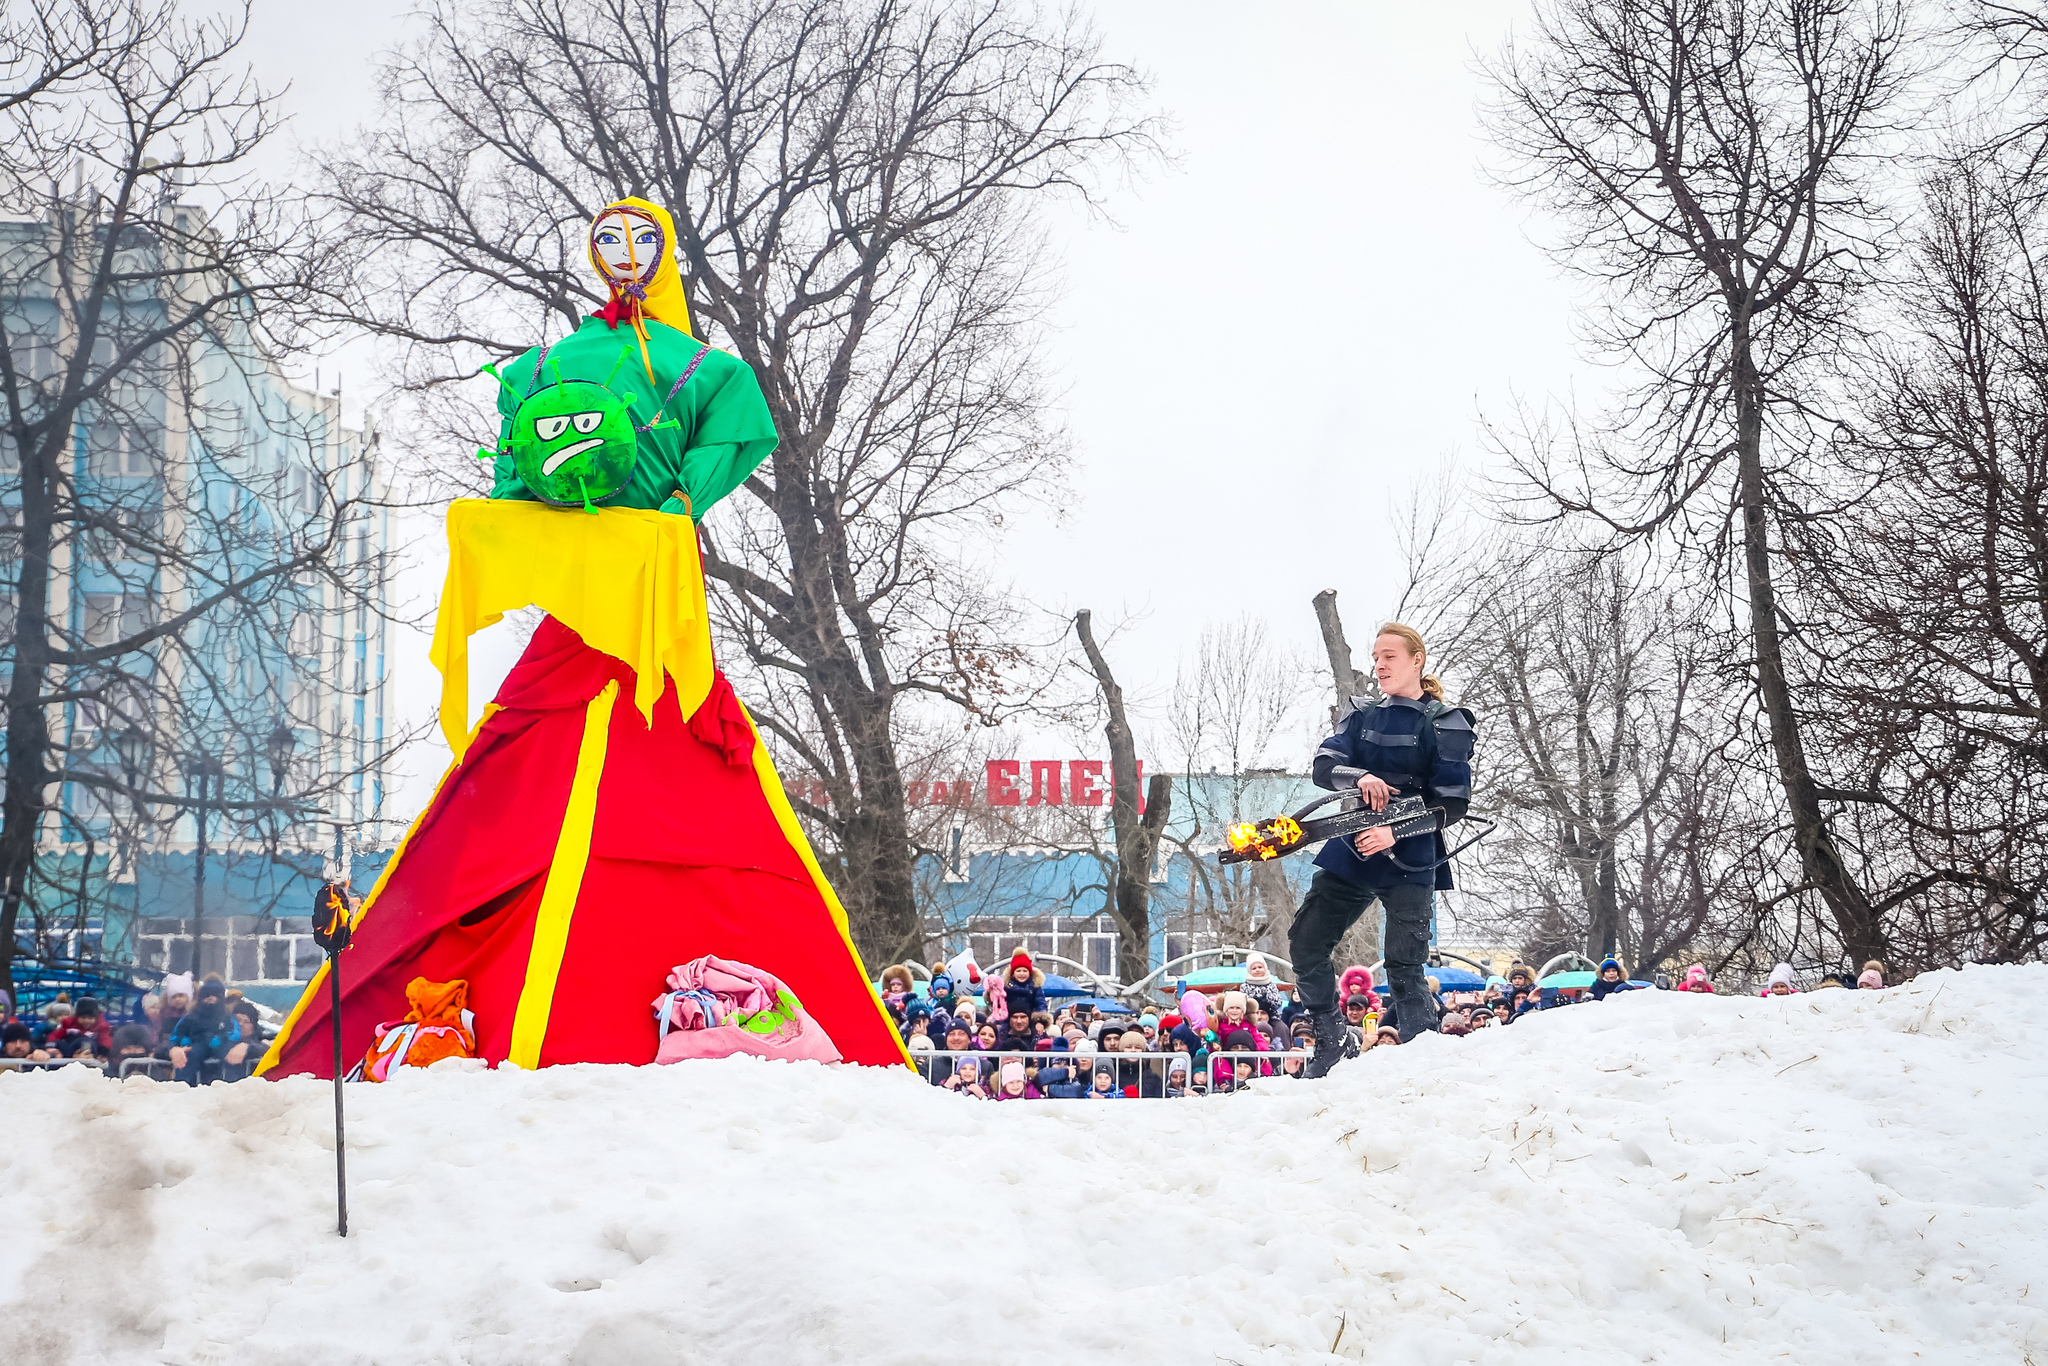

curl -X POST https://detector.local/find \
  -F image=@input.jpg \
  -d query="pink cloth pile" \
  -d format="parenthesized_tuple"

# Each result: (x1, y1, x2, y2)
(650, 954, 842, 1065)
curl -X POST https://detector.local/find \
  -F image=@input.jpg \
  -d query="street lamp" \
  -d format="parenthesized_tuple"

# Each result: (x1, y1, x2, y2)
(267, 720, 296, 796)
(115, 727, 147, 812)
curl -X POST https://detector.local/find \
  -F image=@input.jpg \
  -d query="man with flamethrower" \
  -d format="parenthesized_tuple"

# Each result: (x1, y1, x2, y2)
(1255, 623, 1476, 1077)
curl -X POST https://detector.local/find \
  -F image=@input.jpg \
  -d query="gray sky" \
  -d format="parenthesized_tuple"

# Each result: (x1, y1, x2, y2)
(233, 0, 1595, 805)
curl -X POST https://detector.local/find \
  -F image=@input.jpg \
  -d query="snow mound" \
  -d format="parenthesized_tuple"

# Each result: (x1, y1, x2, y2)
(2, 965, 2044, 1366)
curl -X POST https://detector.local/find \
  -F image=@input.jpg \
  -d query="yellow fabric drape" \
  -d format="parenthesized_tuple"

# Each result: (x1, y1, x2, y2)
(429, 500, 713, 758)
(506, 680, 619, 1070)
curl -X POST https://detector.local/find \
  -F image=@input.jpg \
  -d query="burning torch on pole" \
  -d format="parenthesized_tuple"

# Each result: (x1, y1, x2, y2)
(311, 881, 357, 1237)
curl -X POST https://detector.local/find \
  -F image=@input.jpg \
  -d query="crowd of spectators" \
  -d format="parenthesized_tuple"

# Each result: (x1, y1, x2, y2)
(0, 972, 268, 1084)
(878, 949, 1901, 1098)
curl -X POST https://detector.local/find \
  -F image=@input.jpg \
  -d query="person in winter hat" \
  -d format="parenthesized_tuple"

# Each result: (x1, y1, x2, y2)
(109, 1022, 155, 1073)
(168, 977, 249, 1084)
(994, 1059, 1040, 1100)
(1336, 964, 1376, 1008)
(45, 996, 113, 1058)
(1677, 964, 1715, 994)
(1085, 1063, 1121, 1099)
(1001, 947, 1047, 1017)
(944, 1055, 990, 1099)
(900, 997, 933, 1043)
(1589, 959, 1635, 1001)
(1242, 953, 1287, 1019)
(1761, 963, 1799, 996)
(2, 1021, 48, 1062)
(997, 1008, 1036, 1054)
(878, 964, 915, 1020)
(1858, 960, 1886, 990)
(1215, 990, 1252, 1034)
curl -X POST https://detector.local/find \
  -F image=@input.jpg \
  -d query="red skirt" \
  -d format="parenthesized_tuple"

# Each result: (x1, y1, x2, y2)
(261, 617, 905, 1075)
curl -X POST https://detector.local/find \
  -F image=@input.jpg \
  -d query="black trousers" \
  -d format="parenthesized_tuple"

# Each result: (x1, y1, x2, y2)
(1288, 870, 1438, 1042)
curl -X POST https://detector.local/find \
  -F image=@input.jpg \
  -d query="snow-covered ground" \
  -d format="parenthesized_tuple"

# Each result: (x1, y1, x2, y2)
(3, 965, 2043, 1366)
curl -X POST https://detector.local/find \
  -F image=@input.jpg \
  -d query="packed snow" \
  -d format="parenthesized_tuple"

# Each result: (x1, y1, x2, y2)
(2, 965, 2043, 1366)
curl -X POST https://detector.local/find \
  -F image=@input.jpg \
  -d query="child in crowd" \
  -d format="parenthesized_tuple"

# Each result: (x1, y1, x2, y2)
(1858, 961, 1886, 990)
(1001, 948, 1047, 1017)
(878, 964, 914, 1021)
(1677, 964, 1715, 994)
(1086, 1064, 1120, 1099)
(1762, 964, 1799, 996)
(168, 978, 249, 1085)
(44, 996, 112, 1058)
(1242, 953, 1287, 1020)
(944, 1056, 990, 1099)
(1590, 959, 1636, 1001)
(994, 1059, 1039, 1101)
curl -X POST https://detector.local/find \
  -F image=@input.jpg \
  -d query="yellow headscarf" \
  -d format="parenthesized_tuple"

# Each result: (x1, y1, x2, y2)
(587, 198, 694, 380)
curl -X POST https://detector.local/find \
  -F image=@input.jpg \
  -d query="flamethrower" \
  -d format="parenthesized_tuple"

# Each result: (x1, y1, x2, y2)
(1218, 766, 1493, 867)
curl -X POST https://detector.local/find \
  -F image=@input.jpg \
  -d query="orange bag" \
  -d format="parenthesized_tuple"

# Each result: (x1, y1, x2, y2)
(357, 978, 477, 1082)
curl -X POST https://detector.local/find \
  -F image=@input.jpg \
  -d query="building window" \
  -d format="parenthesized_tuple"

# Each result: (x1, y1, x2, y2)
(1084, 933, 1117, 978)
(88, 421, 155, 480)
(82, 592, 144, 649)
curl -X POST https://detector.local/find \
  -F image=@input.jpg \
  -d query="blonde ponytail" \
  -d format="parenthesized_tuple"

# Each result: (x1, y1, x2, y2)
(1421, 674, 1446, 703)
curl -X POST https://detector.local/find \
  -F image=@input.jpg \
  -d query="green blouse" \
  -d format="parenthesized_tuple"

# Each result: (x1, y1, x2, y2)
(491, 316, 779, 517)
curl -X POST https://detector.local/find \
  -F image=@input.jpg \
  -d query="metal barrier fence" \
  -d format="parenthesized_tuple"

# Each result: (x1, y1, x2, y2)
(911, 1048, 1193, 1097)
(909, 1048, 1311, 1097)
(0, 1056, 105, 1073)
(1203, 1049, 1309, 1093)
(120, 1057, 179, 1081)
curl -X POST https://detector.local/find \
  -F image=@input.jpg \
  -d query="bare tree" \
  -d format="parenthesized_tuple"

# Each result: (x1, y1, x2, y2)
(1150, 615, 1310, 957)
(0, 0, 395, 996)
(1450, 545, 1769, 972)
(1485, 0, 1911, 966)
(1073, 608, 1170, 982)
(1809, 148, 2048, 965)
(312, 0, 1156, 966)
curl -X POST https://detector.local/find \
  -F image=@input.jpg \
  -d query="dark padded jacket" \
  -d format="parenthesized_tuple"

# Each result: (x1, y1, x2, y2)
(1310, 694, 1475, 890)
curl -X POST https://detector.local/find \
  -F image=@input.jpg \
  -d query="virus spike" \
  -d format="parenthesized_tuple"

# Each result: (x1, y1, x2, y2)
(477, 362, 524, 401)
(602, 342, 635, 390)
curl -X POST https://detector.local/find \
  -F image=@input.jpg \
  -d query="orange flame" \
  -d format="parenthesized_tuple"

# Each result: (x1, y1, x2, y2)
(1226, 816, 1302, 860)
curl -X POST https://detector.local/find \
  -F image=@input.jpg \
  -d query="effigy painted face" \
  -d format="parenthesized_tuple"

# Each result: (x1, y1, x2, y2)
(590, 207, 664, 287)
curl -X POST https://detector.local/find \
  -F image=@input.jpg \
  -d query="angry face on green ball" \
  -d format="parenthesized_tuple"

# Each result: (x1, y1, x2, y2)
(506, 380, 638, 509)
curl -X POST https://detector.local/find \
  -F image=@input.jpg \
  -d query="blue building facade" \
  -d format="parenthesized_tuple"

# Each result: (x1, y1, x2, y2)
(915, 771, 1325, 979)
(3, 199, 395, 1010)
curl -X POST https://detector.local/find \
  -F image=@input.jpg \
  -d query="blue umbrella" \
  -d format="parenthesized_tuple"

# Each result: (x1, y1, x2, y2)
(1426, 967, 1488, 991)
(1062, 996, 1135, 1015)
(1040, 973, 1088, 998)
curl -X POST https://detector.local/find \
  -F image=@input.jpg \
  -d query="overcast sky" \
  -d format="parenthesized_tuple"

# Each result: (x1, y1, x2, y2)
(231, 0, 1596, 806)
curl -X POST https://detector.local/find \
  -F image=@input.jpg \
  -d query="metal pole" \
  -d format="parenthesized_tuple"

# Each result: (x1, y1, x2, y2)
(190, 769, 207, 975)
(328, 946, 348, 1237)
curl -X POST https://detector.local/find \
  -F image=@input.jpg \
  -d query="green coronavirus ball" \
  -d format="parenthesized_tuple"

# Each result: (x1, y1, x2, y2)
(504, 379, 639, 509)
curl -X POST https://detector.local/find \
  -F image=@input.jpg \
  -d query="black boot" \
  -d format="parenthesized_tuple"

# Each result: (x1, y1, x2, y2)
(1305, 1009, 1348, 1079)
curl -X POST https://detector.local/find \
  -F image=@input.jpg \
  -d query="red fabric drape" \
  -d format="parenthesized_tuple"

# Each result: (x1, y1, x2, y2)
(265, 617, 902, 1075)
